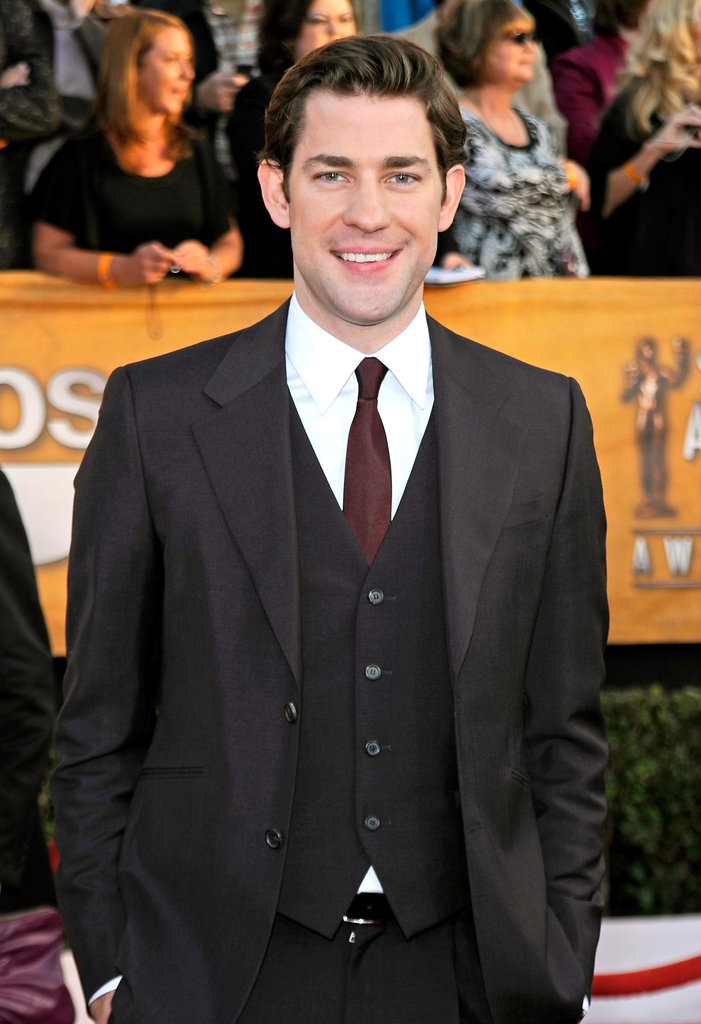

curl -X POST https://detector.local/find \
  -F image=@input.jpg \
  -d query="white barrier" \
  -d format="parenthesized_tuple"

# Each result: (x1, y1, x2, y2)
(590, 915, 701, 1023)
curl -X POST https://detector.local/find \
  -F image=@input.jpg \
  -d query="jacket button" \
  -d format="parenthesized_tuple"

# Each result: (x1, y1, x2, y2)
(265, 829, 283, 849)
(365, 816, 381, 831)
(284, 702, 297, 723)
(365, 741, 380, 756)
(365, 664, 381, 680)
(368, 589, 384, 605)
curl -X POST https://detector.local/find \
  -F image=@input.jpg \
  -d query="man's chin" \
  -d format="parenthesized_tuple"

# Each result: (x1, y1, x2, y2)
(326, 292, 415, 330)
(319, 267, 425, 329)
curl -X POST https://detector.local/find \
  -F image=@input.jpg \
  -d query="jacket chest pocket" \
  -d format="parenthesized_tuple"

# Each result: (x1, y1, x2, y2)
(140, 765, 205, 779)
(501, 492, 551, 532)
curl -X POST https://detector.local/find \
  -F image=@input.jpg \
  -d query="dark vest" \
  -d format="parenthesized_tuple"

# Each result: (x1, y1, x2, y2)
(276, 406, 470, 939)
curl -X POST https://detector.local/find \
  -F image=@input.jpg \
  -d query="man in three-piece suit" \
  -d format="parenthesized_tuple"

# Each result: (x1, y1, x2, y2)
(51, 35, 608, 1024)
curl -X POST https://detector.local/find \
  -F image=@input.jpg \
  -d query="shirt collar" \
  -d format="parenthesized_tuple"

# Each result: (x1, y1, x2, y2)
(285, 292, 431, 416)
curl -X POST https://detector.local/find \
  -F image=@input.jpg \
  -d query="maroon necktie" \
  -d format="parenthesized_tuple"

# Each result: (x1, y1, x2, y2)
(343, 357, 391, 564)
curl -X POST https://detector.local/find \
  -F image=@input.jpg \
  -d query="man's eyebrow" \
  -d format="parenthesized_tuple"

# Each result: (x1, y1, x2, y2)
(381, 156, 431, 170)
(303, 155, 355, 169)
(302, 155, 432, 171)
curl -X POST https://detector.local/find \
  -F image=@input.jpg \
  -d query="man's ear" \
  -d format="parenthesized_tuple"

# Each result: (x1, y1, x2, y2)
(438, 163, 465, 233)
(258, 161, 291, 229)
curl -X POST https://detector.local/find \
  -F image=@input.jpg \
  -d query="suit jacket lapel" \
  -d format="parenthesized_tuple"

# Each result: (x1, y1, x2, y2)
(191, 305, 526, 689)
(191, 301, 302, 688)
(430, 317, 527, 682)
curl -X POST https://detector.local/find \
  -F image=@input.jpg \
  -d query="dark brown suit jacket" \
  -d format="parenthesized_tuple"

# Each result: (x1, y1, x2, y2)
(52, 302, 608, 1024)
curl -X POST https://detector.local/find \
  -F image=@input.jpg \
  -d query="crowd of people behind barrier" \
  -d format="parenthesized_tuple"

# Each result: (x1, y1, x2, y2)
(0, 0, 700, 283)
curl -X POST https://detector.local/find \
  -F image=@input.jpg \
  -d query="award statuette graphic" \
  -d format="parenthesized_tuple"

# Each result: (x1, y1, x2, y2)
(622, 337, 690, 518)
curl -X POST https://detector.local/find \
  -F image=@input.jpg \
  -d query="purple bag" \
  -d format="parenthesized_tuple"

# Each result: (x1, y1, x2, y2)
(0, 907, 75, 1024)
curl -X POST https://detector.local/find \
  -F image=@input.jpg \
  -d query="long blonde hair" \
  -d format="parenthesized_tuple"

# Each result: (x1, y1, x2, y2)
(622, 0, 701, 135)
(94, 10, 194, 162)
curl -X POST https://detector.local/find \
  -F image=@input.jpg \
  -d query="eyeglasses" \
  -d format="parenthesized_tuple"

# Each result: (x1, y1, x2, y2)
(505, 30, 536, 45)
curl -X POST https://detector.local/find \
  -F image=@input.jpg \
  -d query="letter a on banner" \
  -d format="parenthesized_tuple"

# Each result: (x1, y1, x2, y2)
(632, 537, 651, 575)
(663, 537, 693, 576)
(682, 401, 701, 460)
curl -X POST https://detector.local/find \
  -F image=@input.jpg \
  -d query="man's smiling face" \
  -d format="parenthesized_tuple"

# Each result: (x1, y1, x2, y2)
(259, 90, 464, 348)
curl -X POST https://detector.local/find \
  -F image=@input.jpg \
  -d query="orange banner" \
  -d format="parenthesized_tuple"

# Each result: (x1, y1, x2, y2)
(1, 272, 700, 652)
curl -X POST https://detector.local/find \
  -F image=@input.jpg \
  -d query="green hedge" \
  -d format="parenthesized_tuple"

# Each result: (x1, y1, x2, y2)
(603, 686, 701, 916)
(40, 686, 701, 916)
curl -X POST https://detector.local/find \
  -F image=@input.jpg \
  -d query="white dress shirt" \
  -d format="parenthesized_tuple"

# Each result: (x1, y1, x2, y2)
(285, 292, 434, 519)
(90, 296, 434, 1004)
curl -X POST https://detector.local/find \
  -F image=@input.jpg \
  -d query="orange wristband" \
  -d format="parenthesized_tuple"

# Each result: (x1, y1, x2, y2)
(97, 251, 115, 289)
(623, 161, 646, 185)
(563, 160, 578, 191)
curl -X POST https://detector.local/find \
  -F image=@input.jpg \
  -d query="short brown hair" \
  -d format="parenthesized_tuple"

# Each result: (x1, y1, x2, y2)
(94, 10, 194, 163)
(259, 35, 467, 199)
(438, 0, 535, 89)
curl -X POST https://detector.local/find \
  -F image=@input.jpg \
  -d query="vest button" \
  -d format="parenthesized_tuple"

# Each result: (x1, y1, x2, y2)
(365, 741, 381, 756)
(365, 816, 381, 831)
(368, 589, 384, 605)
(265, 829, 283, 849)
(365, 664, 382, 680)
(284, 702, 297, 723)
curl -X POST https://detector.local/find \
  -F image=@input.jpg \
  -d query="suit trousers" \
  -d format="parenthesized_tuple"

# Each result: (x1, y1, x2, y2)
(237, 908, 493, 1024)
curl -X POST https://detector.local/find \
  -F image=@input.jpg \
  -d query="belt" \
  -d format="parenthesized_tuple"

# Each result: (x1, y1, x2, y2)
(343, 893, 395, 925)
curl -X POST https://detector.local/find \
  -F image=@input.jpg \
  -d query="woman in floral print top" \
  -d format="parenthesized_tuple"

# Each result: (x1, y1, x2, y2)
(437, 0, 590, 280)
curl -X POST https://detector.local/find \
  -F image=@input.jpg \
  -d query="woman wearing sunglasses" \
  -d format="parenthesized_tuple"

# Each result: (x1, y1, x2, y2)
(437, 0, 590, 279)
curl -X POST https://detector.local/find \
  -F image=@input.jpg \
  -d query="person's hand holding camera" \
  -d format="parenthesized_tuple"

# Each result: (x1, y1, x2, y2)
(647, 103, 701, 155)
(604, 103, 701, 217)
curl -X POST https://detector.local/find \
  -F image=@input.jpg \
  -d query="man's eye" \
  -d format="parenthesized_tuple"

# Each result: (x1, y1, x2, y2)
(319, 172, 343, 182)
(389, 173, 415, 184)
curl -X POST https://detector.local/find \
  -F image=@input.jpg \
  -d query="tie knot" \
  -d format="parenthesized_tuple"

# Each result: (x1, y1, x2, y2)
(355, 357, 387, 401)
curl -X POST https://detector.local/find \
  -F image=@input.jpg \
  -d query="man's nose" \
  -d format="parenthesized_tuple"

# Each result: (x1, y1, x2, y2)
(342, 179, 392, 233)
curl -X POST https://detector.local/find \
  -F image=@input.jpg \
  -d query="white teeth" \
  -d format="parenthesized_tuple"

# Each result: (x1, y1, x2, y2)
(337, 252, 392, 263)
